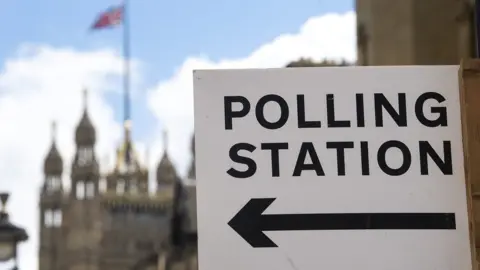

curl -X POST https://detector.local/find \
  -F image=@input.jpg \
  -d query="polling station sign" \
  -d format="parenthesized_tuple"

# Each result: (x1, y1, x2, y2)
(193, 66, 472, 270)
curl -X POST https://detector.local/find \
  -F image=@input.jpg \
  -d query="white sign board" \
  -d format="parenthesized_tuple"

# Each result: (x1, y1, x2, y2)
(193, 66, 472, 270)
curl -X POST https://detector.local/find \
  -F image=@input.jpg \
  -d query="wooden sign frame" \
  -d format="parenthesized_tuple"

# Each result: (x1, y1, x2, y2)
(459, 59, 480, 270)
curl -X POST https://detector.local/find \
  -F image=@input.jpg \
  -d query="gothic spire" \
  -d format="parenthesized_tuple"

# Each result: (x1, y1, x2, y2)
(75, 89, 96, 146)
(44, 121, 63, 174)
(157, 130, 177, 185)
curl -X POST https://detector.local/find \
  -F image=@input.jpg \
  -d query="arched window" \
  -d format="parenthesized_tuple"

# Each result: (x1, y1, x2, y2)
(44, 209, 53, 227)
(77, 147, 93, 166)
(43, 209, 62, 227)
(99, 178, 107, 193)
(116, 179, 125, 194)
(76, 181, 85, 199)
(46, 175, 62, 193)
(53, 210, 62, 227)
(85, 182, 95, 198)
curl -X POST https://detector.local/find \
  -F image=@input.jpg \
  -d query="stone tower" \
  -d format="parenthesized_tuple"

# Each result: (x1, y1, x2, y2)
(39, 122, 64, 270)
(63, 89, 102, 270)
(356, 0, 475, 65)
(38, 89, 198, 270)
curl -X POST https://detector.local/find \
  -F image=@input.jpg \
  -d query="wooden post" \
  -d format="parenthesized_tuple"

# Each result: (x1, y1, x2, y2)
(459, 59, 480, 270)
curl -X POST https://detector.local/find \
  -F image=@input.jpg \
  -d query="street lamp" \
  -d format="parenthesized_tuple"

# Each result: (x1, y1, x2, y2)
(0, 192, 28, 269)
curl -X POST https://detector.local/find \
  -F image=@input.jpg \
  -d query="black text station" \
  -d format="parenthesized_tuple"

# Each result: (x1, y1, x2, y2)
(223, 92, 452, 178)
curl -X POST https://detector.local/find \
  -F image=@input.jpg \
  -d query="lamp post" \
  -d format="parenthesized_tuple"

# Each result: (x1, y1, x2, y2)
(0, 192, 28, 270)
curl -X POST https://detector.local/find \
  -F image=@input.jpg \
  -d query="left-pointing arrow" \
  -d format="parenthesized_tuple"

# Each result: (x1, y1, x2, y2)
(227, 198, 457, 248)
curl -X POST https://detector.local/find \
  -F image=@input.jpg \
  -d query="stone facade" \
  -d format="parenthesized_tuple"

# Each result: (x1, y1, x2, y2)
(39, 90, 197, 270)
(356, 0, 475, 66)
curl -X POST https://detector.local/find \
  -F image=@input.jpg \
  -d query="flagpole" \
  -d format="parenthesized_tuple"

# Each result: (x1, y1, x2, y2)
(123, 0, 131, 127)
(123, 0, 133, 167)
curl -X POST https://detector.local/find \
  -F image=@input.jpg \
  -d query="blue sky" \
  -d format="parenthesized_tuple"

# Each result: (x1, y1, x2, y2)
(0, 0, 353, 140)
(0, 1, 355, 269)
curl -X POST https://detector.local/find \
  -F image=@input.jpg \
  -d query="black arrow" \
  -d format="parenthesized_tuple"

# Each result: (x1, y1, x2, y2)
(228, 198, 457, 248)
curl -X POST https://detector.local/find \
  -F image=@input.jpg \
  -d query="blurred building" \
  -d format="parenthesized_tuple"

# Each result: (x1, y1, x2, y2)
(39, 91, 197, 270)
(356, 0, 475, 65)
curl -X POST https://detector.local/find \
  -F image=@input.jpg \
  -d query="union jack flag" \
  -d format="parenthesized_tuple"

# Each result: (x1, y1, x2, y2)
(91, 5, 124, 30)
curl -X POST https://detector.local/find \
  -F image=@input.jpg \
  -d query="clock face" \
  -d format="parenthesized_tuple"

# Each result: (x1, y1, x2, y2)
(0, 242, 14, 262)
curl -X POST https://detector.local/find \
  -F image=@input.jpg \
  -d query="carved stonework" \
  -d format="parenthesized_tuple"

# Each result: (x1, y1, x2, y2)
(39, 89, 198, 270)
(357, 23, 369, 66)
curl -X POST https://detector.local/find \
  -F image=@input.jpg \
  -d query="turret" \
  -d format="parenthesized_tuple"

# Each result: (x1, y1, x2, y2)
(43, 122, 63, 194)
(106, 120, 149, 195)
(63, 89, 102, 270)
(156, 130, 179, 192)
(71, 89, 99, 200)
(39, 121, 64, 270)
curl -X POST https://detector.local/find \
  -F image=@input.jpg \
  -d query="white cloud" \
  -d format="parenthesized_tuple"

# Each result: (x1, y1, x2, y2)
(0, 10, 355, 270)
(147, 11, 356, 175)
